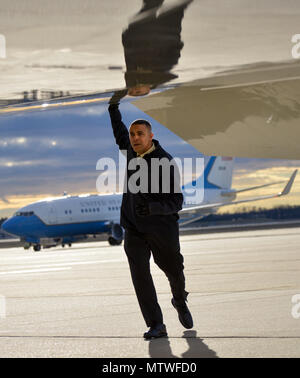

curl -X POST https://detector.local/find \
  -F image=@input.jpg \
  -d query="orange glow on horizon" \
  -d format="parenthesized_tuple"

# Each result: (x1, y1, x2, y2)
(1, 166, 300, 218)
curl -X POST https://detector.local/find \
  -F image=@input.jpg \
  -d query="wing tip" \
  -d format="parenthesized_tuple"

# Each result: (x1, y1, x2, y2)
(279, 169, 298, 196)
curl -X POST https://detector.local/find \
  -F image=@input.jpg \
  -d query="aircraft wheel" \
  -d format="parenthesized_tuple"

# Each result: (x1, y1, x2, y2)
(108, 236, 122, 246)
(33, 244, 41, 252)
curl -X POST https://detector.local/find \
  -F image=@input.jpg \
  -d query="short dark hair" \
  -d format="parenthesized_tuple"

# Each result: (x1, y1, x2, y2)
(130, 119, 152, 132)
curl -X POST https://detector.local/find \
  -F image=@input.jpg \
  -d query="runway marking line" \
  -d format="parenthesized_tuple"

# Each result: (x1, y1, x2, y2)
(0, 267, 72, 275)
(0, 335, 299, 339)
(0, 258, 126, 276)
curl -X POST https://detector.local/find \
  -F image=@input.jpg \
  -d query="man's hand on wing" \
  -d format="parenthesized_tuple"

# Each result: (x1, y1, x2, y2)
(109, 89, 128, 105)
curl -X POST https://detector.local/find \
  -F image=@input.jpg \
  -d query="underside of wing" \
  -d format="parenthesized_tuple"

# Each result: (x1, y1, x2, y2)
(133, 60, 300, 160)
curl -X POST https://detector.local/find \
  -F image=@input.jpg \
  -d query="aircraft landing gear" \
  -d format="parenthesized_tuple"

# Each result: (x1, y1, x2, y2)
(108, 223, 123, 246)
(62, 243, 72, 248)
(108, 236, 122, 246)
(33, 244, 41, 252)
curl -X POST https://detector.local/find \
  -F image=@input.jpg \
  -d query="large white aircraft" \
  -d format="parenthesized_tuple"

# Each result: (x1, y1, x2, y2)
(1, 156, 297, 251)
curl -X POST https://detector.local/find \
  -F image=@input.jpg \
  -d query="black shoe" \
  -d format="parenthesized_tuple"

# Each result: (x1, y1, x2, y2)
(143, 323, 168, 340)
(171, 296, 193, 329)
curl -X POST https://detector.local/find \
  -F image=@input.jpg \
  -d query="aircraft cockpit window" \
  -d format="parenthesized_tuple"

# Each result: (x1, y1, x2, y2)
(16, 211, 34, 216)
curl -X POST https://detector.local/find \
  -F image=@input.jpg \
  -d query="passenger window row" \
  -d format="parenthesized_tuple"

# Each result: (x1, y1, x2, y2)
(81, 208, 100, 213)
(80, 206, 121, 213)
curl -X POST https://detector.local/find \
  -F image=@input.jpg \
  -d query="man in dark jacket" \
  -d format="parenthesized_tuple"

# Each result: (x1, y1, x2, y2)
(108, 98, 193, 339)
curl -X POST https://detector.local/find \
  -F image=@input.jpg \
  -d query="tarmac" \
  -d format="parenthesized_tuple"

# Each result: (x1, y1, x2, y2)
(0, 227, 299, 358)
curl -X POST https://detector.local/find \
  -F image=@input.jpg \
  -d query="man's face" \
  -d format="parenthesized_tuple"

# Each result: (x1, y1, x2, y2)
(129, 124, 154, 154)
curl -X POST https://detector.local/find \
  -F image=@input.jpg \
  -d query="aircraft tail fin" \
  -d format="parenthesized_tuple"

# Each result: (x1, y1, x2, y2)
(204, 156, 234, 190)
(181, 156, 234, 197)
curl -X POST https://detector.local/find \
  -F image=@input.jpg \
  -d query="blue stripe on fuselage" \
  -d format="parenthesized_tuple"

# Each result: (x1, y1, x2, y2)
(2, 214, 109, 240)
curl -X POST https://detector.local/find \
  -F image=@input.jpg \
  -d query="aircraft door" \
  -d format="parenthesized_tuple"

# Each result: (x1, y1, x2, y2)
(48, 204, 57, 224)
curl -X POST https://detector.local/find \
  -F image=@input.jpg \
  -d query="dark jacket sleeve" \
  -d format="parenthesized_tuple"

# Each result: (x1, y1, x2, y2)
(108, 104, 130, 151)
(148, 161, 183, 215)
(148, 193, 183, 215)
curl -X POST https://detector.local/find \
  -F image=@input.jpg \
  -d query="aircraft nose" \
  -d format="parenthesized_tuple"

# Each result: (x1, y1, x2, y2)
(1, 217, 18, 236)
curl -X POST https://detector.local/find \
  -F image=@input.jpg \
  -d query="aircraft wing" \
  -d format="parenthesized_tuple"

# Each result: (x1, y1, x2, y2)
(1, 2, 300, 160)
(221, 180, 286, 196)
(133, 60, 300, 160)
(3, 59, 300, 161)
(180, 169, 297, 216)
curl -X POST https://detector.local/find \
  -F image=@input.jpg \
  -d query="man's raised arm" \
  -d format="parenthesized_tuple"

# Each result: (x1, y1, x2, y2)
(108, 90, 130, 150)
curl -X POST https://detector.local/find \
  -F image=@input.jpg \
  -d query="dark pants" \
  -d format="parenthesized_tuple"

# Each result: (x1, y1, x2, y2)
(124, 225, 187, 327)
